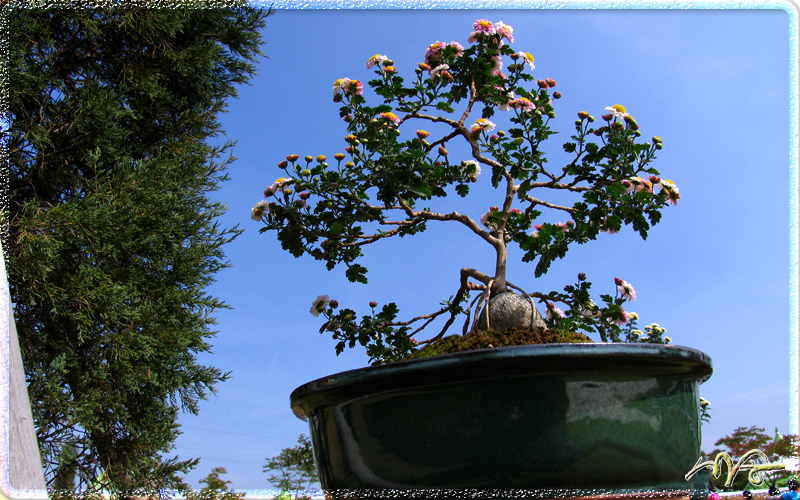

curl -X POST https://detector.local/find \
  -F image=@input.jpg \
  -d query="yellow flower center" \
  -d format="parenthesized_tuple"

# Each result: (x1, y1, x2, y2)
(612, 104, 627, 114)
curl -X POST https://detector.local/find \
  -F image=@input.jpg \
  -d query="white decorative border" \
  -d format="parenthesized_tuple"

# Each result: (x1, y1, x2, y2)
(0, 0, 797, 498)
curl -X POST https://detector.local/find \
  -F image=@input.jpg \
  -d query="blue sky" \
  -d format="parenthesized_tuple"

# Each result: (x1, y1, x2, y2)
(169, 7, 794, 491)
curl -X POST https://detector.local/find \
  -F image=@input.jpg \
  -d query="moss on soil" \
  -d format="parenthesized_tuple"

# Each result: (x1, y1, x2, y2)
(405, 327, 593, 360)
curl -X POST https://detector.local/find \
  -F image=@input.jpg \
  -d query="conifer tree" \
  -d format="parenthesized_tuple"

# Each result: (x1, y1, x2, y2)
(3, 3, 271, 494)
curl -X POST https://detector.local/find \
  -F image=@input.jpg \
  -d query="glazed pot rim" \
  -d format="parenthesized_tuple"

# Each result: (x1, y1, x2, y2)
(290, 343, 712, 414)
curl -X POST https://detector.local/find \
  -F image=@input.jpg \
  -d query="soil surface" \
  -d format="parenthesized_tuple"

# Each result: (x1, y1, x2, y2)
(406, 327, 593, 360)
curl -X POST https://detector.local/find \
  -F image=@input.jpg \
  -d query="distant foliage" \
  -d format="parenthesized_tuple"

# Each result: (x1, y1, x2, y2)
(705, 426, 800, 491)
(263, 435, 319, 499)
(183, 467, 246, 500)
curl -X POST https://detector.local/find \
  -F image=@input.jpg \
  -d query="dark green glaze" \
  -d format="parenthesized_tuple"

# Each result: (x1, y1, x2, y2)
(290, 343, 712, 496)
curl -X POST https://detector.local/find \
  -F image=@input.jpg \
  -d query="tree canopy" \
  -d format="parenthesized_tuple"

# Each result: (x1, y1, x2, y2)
(4, 3, 271, 494)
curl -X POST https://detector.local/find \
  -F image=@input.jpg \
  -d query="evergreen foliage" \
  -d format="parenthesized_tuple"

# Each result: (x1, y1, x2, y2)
(3, 3, 271, 494)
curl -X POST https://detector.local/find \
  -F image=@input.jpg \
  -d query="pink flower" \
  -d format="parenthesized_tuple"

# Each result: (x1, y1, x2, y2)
(555, 222, 569, 233)
(333, 78, 362, 97)
(628, 177, 653, 193)
(366, 54, 388, 68)
(379, 112, 400, 124)
(310, 295, 331, 317)
(509, 97, 535, 112)
(425, 41, 447, 64)
(489, 55, 503, 75)
(546, 303, 565, 319)
(449, 41, 464, 57)
(495, 21, 514, 42)
(470, 118, 496, 133)
(616, 279, 636, 301)
(473, 19, 496, 35)
(347, 79, 363, 95)
(613, 308, 631, 325)
(666, 187, 681, 205)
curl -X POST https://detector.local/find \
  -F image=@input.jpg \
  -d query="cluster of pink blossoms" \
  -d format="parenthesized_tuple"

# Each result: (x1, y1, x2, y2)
(622, 175, 680, 206)
(332, 78, 363, 102)
(467, 19, 513, 44)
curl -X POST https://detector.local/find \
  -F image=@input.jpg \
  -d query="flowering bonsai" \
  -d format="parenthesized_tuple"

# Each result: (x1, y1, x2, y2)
(253, 20, 681, 365)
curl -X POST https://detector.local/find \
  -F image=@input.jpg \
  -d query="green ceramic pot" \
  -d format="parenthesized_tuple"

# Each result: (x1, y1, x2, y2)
(290, 343, 712, 497)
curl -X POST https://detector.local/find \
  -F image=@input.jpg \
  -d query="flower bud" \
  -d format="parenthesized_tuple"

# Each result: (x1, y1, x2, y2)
(490, 134, 500, 142)
(655, 143, 663, 150)
(514, 137, 524, 145)
(438, 146, 448, 156)
(345, 162, 355, 168)
(537, 79, 549, 89)
(416, 130, 431, 139)
(345, 135, 357, 143)
(578, 111, 590, 120)
(553, 91, 561, 99)
(575, 120, 582, 127)
(593, 127, 605, 136)
(283, 188, 292, 195)
(328, 300, 338, 308)
(278, 161, 288, 169)
(344, 146, 353, 153)
(587, 115, 595, 122)
(547, 111, 556, 118)
(316, 155, 327, 162)
(305, 156, 313, 162)
(418, 62, 431, 70)
(301, 169, 311, 176)
(384, 66, 396, 73)
(602, 114, 613, 121)
(652, 136, 663, 144)
(334, 153, 346, 161)
(634, 130, 642, 137)
(497, 130, 506, 137)
(612, 121, 624, 129)
(369, 301, 378, 308)
(321, 162, 328, 168)
(333, 94, 343, 103)
(299, 192, 310, 200)
(545, 78, 556, 87)
(384, 59, 395, 66)
(286, 155, 300, 162)
(578, 272, 587, 281)
(343, 114, 353, 122)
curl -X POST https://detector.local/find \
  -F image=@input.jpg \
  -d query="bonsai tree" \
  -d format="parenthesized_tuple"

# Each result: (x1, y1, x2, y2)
(253, 20, 680, 364)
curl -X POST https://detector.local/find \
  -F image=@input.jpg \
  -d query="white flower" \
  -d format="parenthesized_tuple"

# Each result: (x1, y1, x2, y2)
(605, 104, 629, 120)
(617, 280, 636, 301)
(515, 51, 535, 70)
(463, 160, 481, 181)
(429, 64, 450, 79)
(366, 54, 388, 68)
(497, 90, 516, 111)
(470, 118, 496, 133)
(251, 200, 269, 221)
(310, 295, 331, 317)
